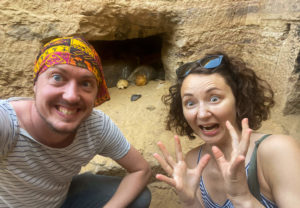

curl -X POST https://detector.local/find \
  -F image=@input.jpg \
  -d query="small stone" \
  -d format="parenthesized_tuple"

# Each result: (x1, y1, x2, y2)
(131, 94, 142, 101)
(146, 105, 156, 111)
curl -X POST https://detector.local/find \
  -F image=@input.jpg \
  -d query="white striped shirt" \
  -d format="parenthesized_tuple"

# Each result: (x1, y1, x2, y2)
(0, 98, 130, 208)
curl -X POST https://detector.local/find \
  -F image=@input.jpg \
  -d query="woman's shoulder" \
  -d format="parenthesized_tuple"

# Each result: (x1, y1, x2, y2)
(257, 134, 299, 153)
(256, 134, 300, 205)
(256, 133, 300, 167)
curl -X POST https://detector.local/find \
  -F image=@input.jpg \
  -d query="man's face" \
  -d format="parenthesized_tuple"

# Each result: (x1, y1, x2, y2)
(33, 64, 98, 134)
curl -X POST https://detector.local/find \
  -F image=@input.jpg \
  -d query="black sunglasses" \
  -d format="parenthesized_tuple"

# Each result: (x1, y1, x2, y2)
(176, 55, 224, 78)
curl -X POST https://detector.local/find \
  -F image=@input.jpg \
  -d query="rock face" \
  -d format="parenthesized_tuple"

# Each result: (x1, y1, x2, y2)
(1, 0, 300, 207)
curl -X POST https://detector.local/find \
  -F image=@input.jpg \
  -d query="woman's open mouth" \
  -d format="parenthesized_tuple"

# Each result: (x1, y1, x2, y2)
(199, 124, 220, 136)
(200, 124, 219, 131)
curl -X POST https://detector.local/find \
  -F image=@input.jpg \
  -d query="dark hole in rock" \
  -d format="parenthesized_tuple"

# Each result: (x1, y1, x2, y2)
(90, 35, 165, 88)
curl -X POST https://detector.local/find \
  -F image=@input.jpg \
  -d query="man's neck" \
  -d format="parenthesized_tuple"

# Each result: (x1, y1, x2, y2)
(11, 100, 76, 148)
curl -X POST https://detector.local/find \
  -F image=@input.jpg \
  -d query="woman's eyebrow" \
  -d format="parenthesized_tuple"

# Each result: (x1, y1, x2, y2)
(182, 93, 193, 98)
(206, 87, 221, 93)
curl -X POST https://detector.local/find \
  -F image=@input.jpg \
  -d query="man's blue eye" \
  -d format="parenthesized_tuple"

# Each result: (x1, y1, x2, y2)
(82, 81, 92, 88)
(53, 74, 62, 82)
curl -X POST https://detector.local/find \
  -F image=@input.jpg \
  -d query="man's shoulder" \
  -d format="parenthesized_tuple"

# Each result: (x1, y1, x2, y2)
(2, 97, 33, 103)
(1, 97, 33, 112)
(88, 109, 105, 120)
(0, 98, 14, 115)
(81, 109, 108, 129)
(0, 98, 10, 106)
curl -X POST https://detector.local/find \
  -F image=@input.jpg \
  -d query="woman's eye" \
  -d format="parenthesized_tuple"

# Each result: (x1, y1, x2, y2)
(185, 101, 194, 107)
(52, 74, 62, 82)
(210, 96, 220, 102)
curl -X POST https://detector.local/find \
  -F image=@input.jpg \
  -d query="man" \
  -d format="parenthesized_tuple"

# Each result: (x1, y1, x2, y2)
(0, 36, 151, 208)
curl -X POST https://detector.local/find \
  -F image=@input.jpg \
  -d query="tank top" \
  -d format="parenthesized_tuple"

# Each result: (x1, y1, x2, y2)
(197, 135, 278, 208)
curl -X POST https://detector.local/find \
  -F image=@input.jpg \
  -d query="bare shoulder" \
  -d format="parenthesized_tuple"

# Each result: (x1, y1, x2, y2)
(258, 134, 300, 156)
(257, 134, 300, 174)
(257, 134, 300, 206)
(185, 144, 204, 168)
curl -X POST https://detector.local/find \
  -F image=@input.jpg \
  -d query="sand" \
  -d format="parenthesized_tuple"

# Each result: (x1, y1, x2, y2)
(89, 80, 203, 207)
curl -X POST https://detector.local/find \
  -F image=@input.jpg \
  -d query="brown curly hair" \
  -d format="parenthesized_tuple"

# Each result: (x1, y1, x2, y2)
(162, 52, 275, 139)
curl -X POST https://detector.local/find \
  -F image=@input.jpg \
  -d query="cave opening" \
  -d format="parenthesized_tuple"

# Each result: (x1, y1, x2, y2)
(90, 35, 165, 88)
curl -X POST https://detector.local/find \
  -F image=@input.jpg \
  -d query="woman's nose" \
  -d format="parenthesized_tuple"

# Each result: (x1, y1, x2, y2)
(197, 104, 211, 120)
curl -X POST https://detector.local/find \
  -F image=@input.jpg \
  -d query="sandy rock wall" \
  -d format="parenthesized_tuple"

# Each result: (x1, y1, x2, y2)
(1, 0, 299, 207)
(1, 0, 299, 136)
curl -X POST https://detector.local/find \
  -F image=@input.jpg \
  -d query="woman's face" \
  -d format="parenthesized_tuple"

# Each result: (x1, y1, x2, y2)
(181, 73, 239, 144)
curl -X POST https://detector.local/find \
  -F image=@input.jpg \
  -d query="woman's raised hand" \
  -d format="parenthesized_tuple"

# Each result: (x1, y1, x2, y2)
(211, 118, 252, 200)
(154, 135, 210, 205)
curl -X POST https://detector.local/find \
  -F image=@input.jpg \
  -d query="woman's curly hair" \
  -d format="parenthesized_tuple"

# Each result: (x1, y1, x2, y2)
(162, 52, 275, 139)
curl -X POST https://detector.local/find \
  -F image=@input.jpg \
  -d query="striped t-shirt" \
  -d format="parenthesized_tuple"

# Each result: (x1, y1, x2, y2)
(0, 98, 130, 208)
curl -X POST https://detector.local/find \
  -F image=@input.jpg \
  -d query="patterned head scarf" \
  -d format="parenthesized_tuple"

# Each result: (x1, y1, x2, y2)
(33, 36, 110, 106)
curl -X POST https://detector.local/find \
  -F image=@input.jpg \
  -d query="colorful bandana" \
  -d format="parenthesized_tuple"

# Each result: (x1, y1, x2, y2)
(33, 36, 110, 106)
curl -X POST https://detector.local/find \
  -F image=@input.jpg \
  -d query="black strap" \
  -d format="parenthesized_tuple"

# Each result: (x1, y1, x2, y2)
(247, 134, 271, 202)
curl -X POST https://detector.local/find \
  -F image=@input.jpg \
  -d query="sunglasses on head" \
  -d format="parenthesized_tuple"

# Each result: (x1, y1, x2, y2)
(176, 55, 224, 78)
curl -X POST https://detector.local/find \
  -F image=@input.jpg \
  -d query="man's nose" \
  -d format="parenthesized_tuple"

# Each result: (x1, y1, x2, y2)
(62, 81, 80, 103)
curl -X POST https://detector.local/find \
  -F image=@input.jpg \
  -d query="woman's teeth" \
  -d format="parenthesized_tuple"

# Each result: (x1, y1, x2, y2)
(200, 124, 219, 131)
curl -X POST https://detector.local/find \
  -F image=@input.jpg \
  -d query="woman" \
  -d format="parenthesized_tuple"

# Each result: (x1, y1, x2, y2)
(154, 53, 300, 207)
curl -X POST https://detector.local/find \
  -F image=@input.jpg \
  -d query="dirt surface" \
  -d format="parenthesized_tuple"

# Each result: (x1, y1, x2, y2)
(92, 80, 202, 207)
